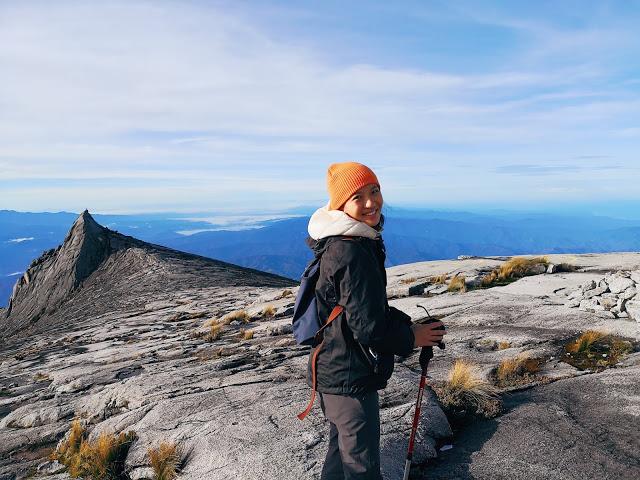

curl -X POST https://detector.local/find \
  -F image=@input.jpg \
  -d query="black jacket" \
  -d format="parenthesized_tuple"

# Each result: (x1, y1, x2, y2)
(306, 234, 415, 395)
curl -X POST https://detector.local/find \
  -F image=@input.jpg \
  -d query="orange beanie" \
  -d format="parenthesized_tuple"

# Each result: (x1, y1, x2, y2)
(326, 162, 380, 210)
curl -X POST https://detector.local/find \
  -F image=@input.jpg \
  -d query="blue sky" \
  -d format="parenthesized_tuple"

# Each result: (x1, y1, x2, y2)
(1, 0, 639, 214)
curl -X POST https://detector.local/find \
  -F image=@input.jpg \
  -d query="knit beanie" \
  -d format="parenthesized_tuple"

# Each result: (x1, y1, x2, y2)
(326, 162, 380, 210)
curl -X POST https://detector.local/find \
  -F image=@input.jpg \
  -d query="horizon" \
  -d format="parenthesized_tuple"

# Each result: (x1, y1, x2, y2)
(3, 198, 640, 222)
(2, 1, 639, 213)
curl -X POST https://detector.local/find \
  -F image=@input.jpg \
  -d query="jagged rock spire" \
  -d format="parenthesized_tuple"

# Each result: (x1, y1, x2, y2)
(4, 210, 111, 324)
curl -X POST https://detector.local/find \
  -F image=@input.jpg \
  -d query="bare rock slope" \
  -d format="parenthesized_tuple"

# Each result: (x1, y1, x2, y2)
(1, 213, 639, 480)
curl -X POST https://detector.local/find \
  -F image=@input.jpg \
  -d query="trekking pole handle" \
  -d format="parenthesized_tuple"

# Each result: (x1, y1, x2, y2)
(417, 305, 446, 352)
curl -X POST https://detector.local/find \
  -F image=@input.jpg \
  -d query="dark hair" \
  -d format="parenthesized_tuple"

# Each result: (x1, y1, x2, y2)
(374, 214, 385, 231)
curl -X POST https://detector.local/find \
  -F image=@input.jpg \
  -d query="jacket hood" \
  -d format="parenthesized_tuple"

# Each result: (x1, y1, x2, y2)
(308, 203, 381, 241)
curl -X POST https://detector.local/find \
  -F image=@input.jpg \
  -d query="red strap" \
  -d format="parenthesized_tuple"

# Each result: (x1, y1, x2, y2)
(297, 305, 344, 420)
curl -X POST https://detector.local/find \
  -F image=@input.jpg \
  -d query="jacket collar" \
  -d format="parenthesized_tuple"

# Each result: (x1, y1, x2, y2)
(307, 203, 381, 241)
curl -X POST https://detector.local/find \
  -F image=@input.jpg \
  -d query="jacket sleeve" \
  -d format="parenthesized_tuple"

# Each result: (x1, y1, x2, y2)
(330, 241, 415, 357)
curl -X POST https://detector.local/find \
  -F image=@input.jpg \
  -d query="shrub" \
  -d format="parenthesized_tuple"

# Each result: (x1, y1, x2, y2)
(240, 328, 254, 340)
(481, 256, 549, 287)
(447, 275, 466, 293)
(221, 310, 250, 325)
(433, 360, 501, 418)
(52, 420, 136, 479)
(497, 341, 511, 350)
(148, 441, 181, 480)
(262, 305, 276, 318)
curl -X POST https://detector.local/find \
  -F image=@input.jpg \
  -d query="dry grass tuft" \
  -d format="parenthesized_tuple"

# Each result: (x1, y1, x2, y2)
(34, 372, 50, 381)
(262, 305, 276, 318)
(52, 418, 84, 466)
(433, 360, 501, 418)
(430, 274, 448, 285)
(495, 353, 543, 387)
(447, 275, 467, 293)
(148, 441, 181, 480)
(195, 347, 229, 361)
(239, 328, 254, 340)
(277, 289, 294, 299)
(206, 324, 224, 342)
(221, 309, 250, 325)
(203, 317, 219, 327)
(497, 341, 511, 350)
(481, 256, 549, 287)
(400, 276, 418, 284)
(51, 419, 136, 479)
(563, 331, 633, 371)
(566, 330, 607, 353)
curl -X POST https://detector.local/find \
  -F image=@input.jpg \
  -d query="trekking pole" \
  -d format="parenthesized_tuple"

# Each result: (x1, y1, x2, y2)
(403, 345, 432, 480)
(403, 306, 445, 480)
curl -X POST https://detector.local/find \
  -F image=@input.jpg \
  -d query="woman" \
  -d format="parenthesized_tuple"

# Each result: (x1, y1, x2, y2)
(305, 162, 447, 480)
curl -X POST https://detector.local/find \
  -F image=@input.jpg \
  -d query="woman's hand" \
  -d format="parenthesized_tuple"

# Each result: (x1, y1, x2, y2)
(411, 321, 447, 348)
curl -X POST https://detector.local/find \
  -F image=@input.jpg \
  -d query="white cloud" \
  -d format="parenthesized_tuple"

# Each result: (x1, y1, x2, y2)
(1, 1, 638, 211)
(7, 237, 34, 243)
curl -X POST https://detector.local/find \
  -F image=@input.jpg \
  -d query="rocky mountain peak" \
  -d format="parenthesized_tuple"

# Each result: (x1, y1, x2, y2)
(2, 210, 295, 337)
(4, 210, 112, 327)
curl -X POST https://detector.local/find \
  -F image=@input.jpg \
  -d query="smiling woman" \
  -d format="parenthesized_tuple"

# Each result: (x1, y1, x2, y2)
(302, 161, 447, 479)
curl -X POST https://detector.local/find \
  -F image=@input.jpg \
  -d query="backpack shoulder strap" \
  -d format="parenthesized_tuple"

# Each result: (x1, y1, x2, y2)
(297, 304, 344, 421)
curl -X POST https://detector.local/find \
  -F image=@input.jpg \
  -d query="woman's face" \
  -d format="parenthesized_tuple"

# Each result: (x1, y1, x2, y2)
(341, 183, 383, 227)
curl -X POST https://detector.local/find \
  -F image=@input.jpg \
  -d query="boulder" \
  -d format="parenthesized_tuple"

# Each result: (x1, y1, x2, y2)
(625, 300, 640, 322)
(597, 295, 617, 310)
(630, 270, 640, 284)
(546, 264, 558, 274)
(581, 280, 597, 293)
(567, 289, 582, 300)
(608, 277, 635, 294)
(622, 287, 637, 300)
(530, 263, 547, 275)
(584, 285, 608, 299)
(617, 297, 629, 313)
(566, 297, 581, 308)
(579, 299, 605, 312)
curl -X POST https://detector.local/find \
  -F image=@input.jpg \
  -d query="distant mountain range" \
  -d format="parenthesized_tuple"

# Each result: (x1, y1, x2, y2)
(1, 208, 640, 307)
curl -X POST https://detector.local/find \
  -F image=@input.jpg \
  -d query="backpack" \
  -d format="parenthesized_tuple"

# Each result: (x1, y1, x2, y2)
(292, 253, 342, 346)
(292, 236, 348, 420)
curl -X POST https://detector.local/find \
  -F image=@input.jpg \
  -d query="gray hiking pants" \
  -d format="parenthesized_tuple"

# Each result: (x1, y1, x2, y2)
(319, 391, 383, 480)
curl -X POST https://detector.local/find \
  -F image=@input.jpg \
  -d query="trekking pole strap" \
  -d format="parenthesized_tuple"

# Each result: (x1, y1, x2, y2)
(297, 305, 343, 421)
